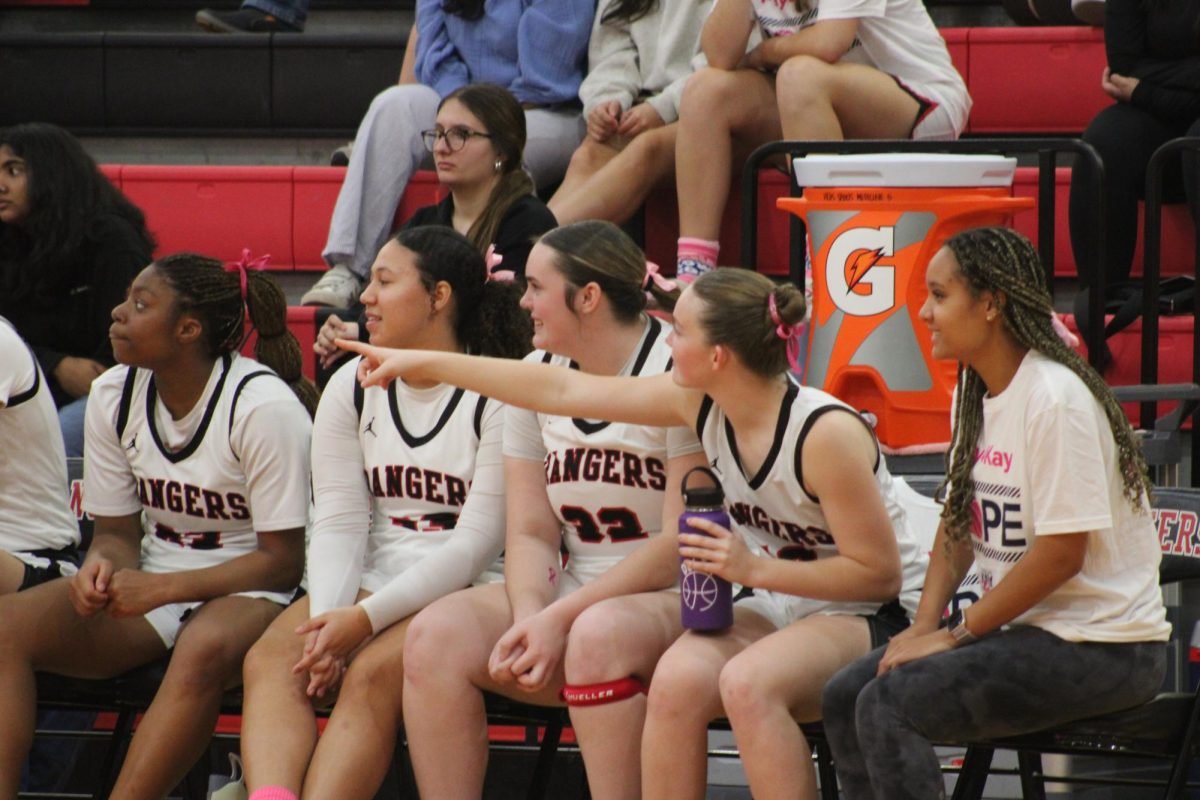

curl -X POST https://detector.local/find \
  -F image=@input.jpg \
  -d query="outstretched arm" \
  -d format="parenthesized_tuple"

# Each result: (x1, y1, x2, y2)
(337, 340, 701, 430)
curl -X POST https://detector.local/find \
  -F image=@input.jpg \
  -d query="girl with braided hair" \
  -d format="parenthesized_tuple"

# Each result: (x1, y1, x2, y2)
(0, 252, 315, 800)
(822, 226, 1170, 800)
(340, 263, 927, 800)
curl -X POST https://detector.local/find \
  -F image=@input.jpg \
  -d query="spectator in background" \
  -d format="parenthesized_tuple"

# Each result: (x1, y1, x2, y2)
(196, 0, 305, 33)
(1068, 0, 1200, 362)
(671, 0, 970, 280)
(299, 0, 591, 309)
(547, 0, 713, 227)
(311, 83, 556, 383)
(0, 123, 155, 457)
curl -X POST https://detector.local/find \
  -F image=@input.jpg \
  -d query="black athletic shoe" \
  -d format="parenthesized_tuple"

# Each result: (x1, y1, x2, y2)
(195, 8, 302, 32)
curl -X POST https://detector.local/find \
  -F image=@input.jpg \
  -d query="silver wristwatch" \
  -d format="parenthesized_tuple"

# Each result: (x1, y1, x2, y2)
(947, 608, 978, 646)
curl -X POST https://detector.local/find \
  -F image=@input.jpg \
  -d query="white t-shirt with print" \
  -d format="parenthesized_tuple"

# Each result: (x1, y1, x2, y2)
(968, 350, 1169, 643)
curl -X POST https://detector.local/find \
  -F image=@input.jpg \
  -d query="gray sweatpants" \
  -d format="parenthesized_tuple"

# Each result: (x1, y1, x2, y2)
(821, 625, 1167, 800)
(322, 84, 585, 280)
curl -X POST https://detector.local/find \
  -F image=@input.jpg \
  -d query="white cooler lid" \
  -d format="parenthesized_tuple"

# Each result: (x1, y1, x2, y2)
(792, 153, 1018, 188)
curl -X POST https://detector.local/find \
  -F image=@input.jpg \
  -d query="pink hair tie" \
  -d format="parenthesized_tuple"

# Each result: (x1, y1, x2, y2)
(223, 249, 271, 301)
(768, 291, 805, 374)
(642, 261, 677, 293)
(484, 244, 515, 283)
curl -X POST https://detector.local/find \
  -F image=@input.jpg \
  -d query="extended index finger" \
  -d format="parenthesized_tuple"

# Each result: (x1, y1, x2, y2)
(335, 338, 373, 356)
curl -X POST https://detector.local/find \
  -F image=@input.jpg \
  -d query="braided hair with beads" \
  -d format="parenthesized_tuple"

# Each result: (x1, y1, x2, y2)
(937, 227, 1150, 545)
(153, 253, 320, 418)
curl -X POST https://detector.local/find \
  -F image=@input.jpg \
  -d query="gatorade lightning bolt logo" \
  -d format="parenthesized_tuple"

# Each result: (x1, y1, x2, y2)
(847, 248, 886, 293)
(826, 227, 897, 316)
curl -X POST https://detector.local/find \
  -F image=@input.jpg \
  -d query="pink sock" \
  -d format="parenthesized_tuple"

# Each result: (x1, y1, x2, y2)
(248, 788, 298, 800)
(676, 237, 719, 282)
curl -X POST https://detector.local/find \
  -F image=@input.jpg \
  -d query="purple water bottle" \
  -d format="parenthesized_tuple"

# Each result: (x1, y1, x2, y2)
(679, 467, 734, 631)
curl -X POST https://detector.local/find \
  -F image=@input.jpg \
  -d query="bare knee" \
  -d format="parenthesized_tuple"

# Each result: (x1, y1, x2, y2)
(169, 625, 249, 691)
(564, 604, 636, 683)
(718, 653, 778, 723)
(679, 68, 748, 123)
(645, 647, 720, 726)
(402, 605, 476, 688)
(242, 624, 300, 687)
(569, 137, 618, 176)
(776, 55, 834, 111)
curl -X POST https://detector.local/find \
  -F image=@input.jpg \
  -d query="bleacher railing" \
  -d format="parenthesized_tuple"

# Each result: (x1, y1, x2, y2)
(1140, 137, 1200, 429)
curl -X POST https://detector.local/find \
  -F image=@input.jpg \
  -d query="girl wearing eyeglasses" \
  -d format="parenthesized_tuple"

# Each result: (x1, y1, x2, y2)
(300, 0, 591, 309)
(312, 84, 557, 380)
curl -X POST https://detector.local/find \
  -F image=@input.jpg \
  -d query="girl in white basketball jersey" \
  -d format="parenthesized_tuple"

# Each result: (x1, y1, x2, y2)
(344, 265, 925, 800)
(0, 252, 317, 800)
(235, 226, 531, 800)
(0, 317, 80, 594)
(399, 221, 708, 799)
(822, 227, 1168, 800)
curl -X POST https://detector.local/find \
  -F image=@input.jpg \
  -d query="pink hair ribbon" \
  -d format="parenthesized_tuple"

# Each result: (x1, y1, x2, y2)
(642, 261, 677, 293)
(768, 290, 805, 374)
(484, 244, 515, 283)
(223, 249, 271, 300)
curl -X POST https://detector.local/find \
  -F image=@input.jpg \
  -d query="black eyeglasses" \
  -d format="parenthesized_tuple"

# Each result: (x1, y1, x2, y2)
(421, 126, 492, 153)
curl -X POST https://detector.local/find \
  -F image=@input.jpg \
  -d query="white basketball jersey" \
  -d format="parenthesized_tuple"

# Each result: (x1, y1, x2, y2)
(0, 318, 79, 554)
(84, 354, 311, 603)
(352, 363, 498, 589)
(527, 317, 699, 579)
(699, 381, 926, 615)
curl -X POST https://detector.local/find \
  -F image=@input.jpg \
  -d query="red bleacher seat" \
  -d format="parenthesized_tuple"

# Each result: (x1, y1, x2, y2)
(240, 306, 318, 383)
(1010, 167, 1196, 279)
(293, 167, 344, 273)
(1065, 313, 1195, 424)
(292, 167, 446, 272)
(967, 27, 1109, 134)
(123, 165, 295, 269)
(644, 169, 793, 278)
(99, 164, 121, 189)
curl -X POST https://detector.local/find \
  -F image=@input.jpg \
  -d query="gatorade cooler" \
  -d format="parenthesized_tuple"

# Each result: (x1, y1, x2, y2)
(778, 154, 1034, 449)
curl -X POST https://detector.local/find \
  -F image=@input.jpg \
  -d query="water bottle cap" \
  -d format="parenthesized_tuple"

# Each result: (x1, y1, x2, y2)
(684, 485, 724, 508)
(681, 466, 724, 508)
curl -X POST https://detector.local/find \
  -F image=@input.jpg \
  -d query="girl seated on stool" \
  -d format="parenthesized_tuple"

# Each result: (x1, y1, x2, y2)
(0, 253, 317, 800)
(237, 226, 531, 800)
(822, 226, 1169, 800)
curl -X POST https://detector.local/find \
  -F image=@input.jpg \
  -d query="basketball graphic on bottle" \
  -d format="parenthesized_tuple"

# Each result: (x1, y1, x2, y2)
(681, 566, 721, 613)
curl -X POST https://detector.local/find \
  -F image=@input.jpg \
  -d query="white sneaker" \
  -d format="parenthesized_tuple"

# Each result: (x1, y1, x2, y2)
(207, 753, 247, 800)
(301, 264, 364, 308)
